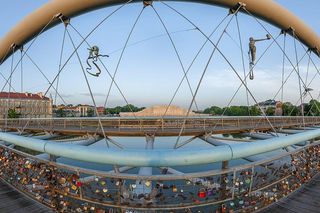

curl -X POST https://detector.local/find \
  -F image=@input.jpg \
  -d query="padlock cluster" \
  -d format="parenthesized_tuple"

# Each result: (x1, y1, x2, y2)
(0, 144, 319, 212)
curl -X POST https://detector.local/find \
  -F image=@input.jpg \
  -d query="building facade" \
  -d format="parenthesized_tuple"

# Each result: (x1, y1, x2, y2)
(77, 105, 95, 117)
(96, 107, 105, 116)
(53, 104, 99, 117)
(0, 92, 52, 119)
(256, 99, 283, 116)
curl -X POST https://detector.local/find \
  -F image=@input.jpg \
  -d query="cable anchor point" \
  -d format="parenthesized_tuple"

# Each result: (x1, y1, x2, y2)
(143, 1, 153, 8)
(54, 13, 70, 27)
(229, 2, 246, 15)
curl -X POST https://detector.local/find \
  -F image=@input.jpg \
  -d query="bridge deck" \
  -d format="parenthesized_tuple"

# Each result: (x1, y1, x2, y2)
(3, 116, 320, 136)
(0, 179, 52, 213)
(259, 173, 320, 213)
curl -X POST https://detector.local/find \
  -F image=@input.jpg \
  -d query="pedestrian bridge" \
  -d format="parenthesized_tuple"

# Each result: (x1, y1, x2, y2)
(1, 0, 320, 211)
(0, 115, 320, 212)
(2, 116, 320, 136)
(0, 132, 319, 212)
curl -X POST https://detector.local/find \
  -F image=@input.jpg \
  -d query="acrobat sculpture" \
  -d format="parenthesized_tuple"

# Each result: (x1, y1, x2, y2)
(248, 34, 271, 80)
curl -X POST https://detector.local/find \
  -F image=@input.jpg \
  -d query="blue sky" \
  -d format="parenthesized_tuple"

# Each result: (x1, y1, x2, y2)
(0, 1, 320, 109)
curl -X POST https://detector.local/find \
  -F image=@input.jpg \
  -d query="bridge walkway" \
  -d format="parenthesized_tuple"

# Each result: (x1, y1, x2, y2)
(260, 173, 320, 213)
(0, 179, 53, 213)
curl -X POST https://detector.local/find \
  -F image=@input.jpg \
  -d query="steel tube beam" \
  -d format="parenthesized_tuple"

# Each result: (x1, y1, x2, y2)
(0, 129, 320, 166)
(0, 0, 320, 64)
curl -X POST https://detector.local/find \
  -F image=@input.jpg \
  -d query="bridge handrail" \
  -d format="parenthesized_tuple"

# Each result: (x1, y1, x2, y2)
(0, 140, 319, 211)
(1, 116, 320, 133)
(1, 115, 320, 121)
(0, 139, 319, 180)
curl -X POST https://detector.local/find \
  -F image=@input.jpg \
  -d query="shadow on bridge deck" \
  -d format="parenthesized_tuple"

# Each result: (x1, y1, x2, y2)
(259, 173, 320, 213)
(0, 178, 53, 213)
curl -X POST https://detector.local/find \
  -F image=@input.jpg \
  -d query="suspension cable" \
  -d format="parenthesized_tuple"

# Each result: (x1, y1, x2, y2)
(151, 5, 200, 112)
(293, 31, 305, 127)
(295, 36, 320, 116)
(65, 28, 110, 147)
(103, 7, 145, 116)
(69, 24, 139, 120)
(152, 13, 230, 135)
(242, 8, 320, 116)
(281, 33, 287, 103)
(173, 6, 241, 149)
(235, 14, 250, 116)
(274, 47, 318, 116)
(1, 16, 55, 92)
(0, 45, 17, 92)
(0, 73, 16, 92)
(276, 43, 309, 121)
(0, 44, 13, 65)
(306, 93, 320, 116)
(162, 1, 279, 136)
(108, 27, 197, 55)
(163, 3, 279, 147)
(5, 46, 16, 131)
(248, 36, 307, 129)
(55, 26, 67, 106)
(20, 46, 23, 93)
(272, 50, 308, 105)
(280, 52, 309, 117)
(280, 32, 286, 124)
(305, 50, 311, 90)
(22, 51, 70, 109)
(208, 32, 281, 136)
(66, 28, 125, 149)
(19, 50, 77, 133)
(43, 0, 133, 98)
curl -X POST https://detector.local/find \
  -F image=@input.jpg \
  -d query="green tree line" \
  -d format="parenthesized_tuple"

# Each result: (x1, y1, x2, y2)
(105, 104, 145, 115)
(53, 100, 320, 118)
(203, 100, 320, 116)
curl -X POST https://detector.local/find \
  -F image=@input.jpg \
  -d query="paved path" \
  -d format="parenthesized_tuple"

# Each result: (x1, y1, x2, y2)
(260, 173, 320, 213)
(0, 179, 53, 213)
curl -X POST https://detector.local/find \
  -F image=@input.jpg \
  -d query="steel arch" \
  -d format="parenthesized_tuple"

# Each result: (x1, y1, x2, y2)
(0, 0, 320, 64)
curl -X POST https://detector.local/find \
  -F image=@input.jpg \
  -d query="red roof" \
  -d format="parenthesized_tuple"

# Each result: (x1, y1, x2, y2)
(0, 92, 50, 100)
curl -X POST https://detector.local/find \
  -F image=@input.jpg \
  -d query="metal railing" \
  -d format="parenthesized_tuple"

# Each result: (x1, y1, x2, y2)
(1, 116, 320, 136)
(0, 141, 319, 212)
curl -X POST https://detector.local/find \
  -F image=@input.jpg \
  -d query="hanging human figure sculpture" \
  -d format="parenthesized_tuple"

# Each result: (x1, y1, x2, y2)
(303, 87, 313, 97)
(86, 46, 109, 77)
(248, 34, 271, 80)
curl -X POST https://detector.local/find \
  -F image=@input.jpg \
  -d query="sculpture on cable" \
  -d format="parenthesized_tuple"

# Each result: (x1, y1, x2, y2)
(248, 34, 271, 80)
(303, 87, 313, 97)
(86, 46, 109, 77)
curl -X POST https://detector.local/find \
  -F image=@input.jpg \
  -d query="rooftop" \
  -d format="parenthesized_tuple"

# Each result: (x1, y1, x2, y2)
(0, 92, 50, 100)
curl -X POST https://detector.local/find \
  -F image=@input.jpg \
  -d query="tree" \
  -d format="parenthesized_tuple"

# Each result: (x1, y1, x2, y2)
(305, 100, 320, 116)
(55, 108, 66, 117)
(203, 106, 223, 115)
(7, 108, 20, 119)
(249, 106, 261, 116)
(282, 102, 299, 116)
(87, 108, 94, 117)
(105, 104, 145, 115)
(266, 107, 275, 116)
